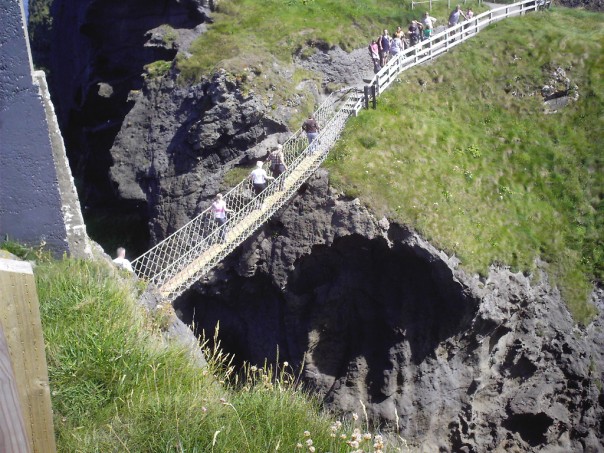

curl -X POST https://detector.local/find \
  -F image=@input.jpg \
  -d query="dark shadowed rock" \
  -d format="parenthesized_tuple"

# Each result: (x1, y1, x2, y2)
(176, 170, 604, 452)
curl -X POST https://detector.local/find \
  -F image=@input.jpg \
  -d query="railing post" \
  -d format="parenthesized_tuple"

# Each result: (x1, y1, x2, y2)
(364, 85, 370, 110)
(371, 83, 377, 110)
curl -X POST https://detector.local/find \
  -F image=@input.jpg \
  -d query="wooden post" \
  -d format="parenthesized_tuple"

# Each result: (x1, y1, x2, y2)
(371, 84, 377, 109)
(364, 85, 370, 110)
(0, 324, 31, 453)
(0, 259, 57, 453)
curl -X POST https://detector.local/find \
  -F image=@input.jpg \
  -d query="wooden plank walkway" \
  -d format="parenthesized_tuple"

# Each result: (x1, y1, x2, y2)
(159, 149, 322, 296)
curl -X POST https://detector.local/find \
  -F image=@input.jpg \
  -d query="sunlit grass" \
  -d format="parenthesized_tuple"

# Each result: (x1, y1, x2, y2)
(28, 257, 408, 451)
(177, 0, 486, 79)
(176, 0, 487, 141)
(327, 8, 603, 324)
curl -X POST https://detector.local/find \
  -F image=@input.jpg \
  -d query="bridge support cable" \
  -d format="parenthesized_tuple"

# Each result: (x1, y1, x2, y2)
(131, 0, 549, 302)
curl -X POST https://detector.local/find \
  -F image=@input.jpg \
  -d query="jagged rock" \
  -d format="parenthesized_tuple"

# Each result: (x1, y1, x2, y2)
(176, 170, 604, 452)
(109, 71, 288, 242)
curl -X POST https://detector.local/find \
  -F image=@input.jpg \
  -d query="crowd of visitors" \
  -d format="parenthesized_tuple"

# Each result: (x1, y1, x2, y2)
(368, 5, 474, 73)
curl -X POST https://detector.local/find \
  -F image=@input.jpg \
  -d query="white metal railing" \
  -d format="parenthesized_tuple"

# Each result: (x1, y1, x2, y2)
(132, 0, 548, 302)
(368, 0, 550, 100)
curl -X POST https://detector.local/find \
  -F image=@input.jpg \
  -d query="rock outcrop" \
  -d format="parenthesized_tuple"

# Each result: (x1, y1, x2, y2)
(28, 0, 211, 226)
(176, 170, 604, 452)
(110, 70, 289, 242)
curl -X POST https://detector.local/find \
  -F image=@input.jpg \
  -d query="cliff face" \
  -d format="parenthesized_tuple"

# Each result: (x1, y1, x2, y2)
(109, 71, 288, 242)
(30, 0, 210, 210)
(30, 1, 604, 450)
(175, 170, 604, 452)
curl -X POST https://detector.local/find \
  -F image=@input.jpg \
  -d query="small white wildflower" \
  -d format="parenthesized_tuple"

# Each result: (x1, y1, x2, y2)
(340, 434, 347, 440)
(303, 431, 310, 437)
(305, 438, 313, 447)
(250, 365, 258, 372)
(308, 447, 315, 453)
(283, 361, 289, 367)
(363, 433, 372, 440)
(201, 406, 207, 413)
(352, 413, 359, 421)
(296, 443, 303, 449)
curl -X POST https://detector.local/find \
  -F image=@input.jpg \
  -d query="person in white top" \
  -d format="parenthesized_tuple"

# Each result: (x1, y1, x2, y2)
(113, 247, 134, 272)
(250, 161, 274, 207)
(422, 12, 437, 40)
(211, 193, 233, 242)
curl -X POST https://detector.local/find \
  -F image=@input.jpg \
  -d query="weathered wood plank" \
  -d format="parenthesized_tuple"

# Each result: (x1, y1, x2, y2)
(0, 258, 56, 453)
(0, 323, 31, 453)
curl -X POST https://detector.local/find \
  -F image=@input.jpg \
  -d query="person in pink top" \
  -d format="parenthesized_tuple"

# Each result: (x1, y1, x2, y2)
(211, 193, 233, 242)
(368, 39, 381, 73)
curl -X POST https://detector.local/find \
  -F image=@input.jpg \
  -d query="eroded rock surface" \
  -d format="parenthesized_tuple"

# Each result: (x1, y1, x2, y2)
(176, 170, 604, 452)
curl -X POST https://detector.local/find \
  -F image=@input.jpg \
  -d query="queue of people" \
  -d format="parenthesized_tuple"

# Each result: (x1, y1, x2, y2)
(369, 6, 474, 73)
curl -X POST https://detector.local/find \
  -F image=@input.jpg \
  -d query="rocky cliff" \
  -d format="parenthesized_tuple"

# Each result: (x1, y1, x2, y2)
(30, 1, 604, 451)
(175, 170, 604, 452)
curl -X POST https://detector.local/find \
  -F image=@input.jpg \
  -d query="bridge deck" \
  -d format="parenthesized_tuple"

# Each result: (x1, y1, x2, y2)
(159, 151, 320, 297)
(130, 0, 550, 302)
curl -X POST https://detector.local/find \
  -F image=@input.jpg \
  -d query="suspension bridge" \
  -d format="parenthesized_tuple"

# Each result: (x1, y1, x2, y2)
(131, 0, 551, 302)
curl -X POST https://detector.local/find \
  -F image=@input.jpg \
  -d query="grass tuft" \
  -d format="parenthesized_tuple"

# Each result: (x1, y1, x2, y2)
(21, 256, 406, 451)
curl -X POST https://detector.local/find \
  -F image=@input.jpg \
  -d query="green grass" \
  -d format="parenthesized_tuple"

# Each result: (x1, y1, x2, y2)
(176, 0, 485, 129)
(326, 8, 603, 324)
(28, 257, 405, 451)
(179, 0, 485, 78)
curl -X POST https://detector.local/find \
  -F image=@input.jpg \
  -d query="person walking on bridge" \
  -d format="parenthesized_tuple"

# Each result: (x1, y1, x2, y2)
(378, 29, 391, 67)
(422, 12, 437, 40)
(269, 144, 288, 190)
(250, 161, 274, 209)
(302, 115, 320, 154)
(448, 5, 467, 28)
(368, 39, 381, 73)
(211, 193, 233, 242)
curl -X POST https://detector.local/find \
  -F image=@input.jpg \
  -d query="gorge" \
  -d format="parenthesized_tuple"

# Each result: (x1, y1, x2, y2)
(28, 0, 604, 450)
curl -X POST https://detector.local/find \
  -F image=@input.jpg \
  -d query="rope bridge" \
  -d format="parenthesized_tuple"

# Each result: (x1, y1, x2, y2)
(131, 0, 550, 302)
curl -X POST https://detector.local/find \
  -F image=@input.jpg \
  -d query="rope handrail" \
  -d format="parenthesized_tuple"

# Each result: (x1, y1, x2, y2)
(131, 0, 549, 302)
(131, 87, 364, 298)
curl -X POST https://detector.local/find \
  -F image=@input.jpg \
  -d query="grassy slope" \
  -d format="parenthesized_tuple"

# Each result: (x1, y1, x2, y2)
(177, 0, 486, 129)
(326, 8, 603, 324)
(33, 257, 387, 452)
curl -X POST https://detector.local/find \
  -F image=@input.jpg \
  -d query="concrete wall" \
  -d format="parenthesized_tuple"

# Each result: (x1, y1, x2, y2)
(0, 0, 90, 257)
